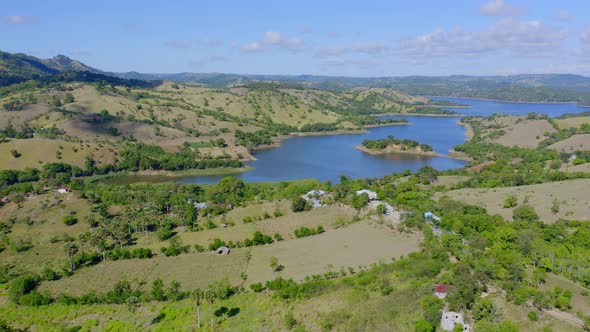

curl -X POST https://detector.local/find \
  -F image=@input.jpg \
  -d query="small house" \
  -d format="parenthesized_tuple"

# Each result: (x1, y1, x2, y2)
(356, 189, 378, 201)
(194, 202, 208, 211)
(302, 190, 327, 208)
(56, 187, 71, 194)
(441, 312, 471, 332)
(0, 196, 9, 204)
(424, 211, 441, 222)
(433, 284, 449, 299)
(216, 246, 230, 255)
(569, 154, 577, 161)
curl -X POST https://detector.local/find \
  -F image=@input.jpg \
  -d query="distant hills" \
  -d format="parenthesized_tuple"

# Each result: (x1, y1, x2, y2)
(3, 50, 590, 104)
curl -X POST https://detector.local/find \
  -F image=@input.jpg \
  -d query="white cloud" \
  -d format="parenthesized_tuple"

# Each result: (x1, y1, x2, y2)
(1, 15, 35, 24)
(189, 56, 230, 67)
(396, 19, 567, 60)
(239, 30, 305, 53)
(580, 28, 590, 46)
(480, 0, 527, 16)
(556, 10, 572, 22)
(199, 38, 223, 47)
(240, 42, 265, 53)
(317, 42, 389, 57)
(164, 40, 191, 49)
(263, 31, 282, 44)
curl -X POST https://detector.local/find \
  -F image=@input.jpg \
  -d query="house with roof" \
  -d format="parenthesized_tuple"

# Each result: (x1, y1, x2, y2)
(216, 246, 230, 255)
(56, 187, 71, 194)
(356, 189, 378, 201)
(433, 284, 449, 299)
(441, 312, 471, 332)
(302, 190, 328, 208)
(424, 211, 441, 222)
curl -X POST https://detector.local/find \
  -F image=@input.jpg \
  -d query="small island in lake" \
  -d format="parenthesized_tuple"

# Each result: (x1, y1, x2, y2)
(356, 135, 439, 156)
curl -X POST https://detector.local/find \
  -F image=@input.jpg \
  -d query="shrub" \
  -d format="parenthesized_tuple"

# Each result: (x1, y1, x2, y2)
(291, 197, 311, 212)
(527, 311, 538, 321)
(9, 275, 39, 302)
(250, 282, 264, 292)
(513, 204, 539, 222)
(62, 215, 78, 226)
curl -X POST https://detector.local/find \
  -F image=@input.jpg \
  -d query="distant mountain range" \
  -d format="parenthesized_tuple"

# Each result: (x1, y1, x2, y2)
(3, 50, 590, 104)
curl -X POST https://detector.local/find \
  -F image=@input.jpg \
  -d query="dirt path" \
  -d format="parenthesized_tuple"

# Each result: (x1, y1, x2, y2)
(542, 308, 585, 329)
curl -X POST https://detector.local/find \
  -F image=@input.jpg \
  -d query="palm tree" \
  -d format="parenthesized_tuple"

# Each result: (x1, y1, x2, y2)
(191, 288, 204, 328)
(205, 288, 216, 328)
(64, 241, 79, 270)
(126, 296, 140, 332)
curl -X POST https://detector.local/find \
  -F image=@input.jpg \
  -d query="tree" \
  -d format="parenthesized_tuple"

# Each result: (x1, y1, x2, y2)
(352, 193, 369, 210)
(291, 197, 310, 212)
(192, 288, 204, 328)
(205, 288, 216, 328)
(503, 194, 518, 208)
(473, 298, 496, 322)
(126, 296, 140, 332)
(64, 241, 79, 271)
(151, 278, 166, 301)
(415, 319, 435, 332)
(270, 256, 280, 272)
(513, 204, 539, 222)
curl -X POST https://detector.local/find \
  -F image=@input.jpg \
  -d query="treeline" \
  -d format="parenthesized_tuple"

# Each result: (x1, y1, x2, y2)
(362, 135, 433, 152)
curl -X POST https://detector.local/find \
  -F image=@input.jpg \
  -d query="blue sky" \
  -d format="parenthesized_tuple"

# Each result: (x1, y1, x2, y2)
(2, 0, 590, 76)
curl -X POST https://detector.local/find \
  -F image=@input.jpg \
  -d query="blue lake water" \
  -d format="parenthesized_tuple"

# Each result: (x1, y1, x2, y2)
(142, 98, 590, 184)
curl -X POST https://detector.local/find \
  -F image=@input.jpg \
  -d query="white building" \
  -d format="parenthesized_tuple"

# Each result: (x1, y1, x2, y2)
(302, 190, 327, 208)
(441, 312, 471, 332)
(356, 189, 378, 201)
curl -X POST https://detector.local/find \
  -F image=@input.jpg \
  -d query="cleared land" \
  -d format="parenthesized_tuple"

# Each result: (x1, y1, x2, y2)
(39, 220, 420, 296)
(441, 179, 590, 223)
(0, 138, 117, 169)
(555, 116, 590, 129)
(246, 221, 421, 283)
(548, 134, 590, 152)
(492, 119, 557, 148)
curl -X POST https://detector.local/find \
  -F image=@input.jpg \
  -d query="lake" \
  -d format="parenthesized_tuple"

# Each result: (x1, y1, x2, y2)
(109, 98, 590, 184)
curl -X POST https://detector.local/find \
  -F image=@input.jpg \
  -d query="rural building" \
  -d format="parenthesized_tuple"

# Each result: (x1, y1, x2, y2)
(433, 284, 449, 299)
(441, 312, 471, 332)
(424, 211, 441, 222)
(56, 187, 71, 194)
(0, 196, 9, 204)
(356, 189, 378, 201)
(302, 190, 327, 208)
(216, 246, 230, 255)
(194, 202, 208, 210)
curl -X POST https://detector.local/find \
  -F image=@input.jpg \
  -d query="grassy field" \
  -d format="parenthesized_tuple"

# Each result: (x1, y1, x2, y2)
(39, 217, 420, 296)
(492, 119, 557, 148)
(246, 221, 421, 284)
(548, 134, 590, 153)
(555, 116, 590, 129)
(439, 179, 590, 223)
(0, 193, 93, 273)
(0, 138, 117, 169)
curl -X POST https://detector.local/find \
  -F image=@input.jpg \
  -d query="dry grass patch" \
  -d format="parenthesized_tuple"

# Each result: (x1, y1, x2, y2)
(246, 221, 421, 283)
(0, 138, 116, 169)
(492, 119, 557, 148)
(441, 179, 590, 223)
(39, 249, 249, 296)
(555, 116, 590, 129)
(548, 134, 590, 153)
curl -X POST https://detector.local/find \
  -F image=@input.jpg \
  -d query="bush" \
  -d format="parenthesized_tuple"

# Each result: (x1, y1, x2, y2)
(62, 215, 78, 226)
(527, 311, 538, 321)
(513, 204, 539, 222)
(9, 275, 39, 302)
(291, 197, 311, 212)
(18, 291, 52, 306)
(250, 282, 265, 292)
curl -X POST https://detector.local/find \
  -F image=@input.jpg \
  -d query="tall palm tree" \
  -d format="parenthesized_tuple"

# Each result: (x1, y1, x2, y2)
(205, 288, 216, 328)
(64, 241, 79, 270)
(191, 288, 204, 328)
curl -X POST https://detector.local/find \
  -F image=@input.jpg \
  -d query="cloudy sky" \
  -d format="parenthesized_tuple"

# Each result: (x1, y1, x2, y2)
(2, 0, 590, 76)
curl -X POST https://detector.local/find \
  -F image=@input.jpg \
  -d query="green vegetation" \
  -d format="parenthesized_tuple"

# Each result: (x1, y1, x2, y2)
(361, 135, 433, 152)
